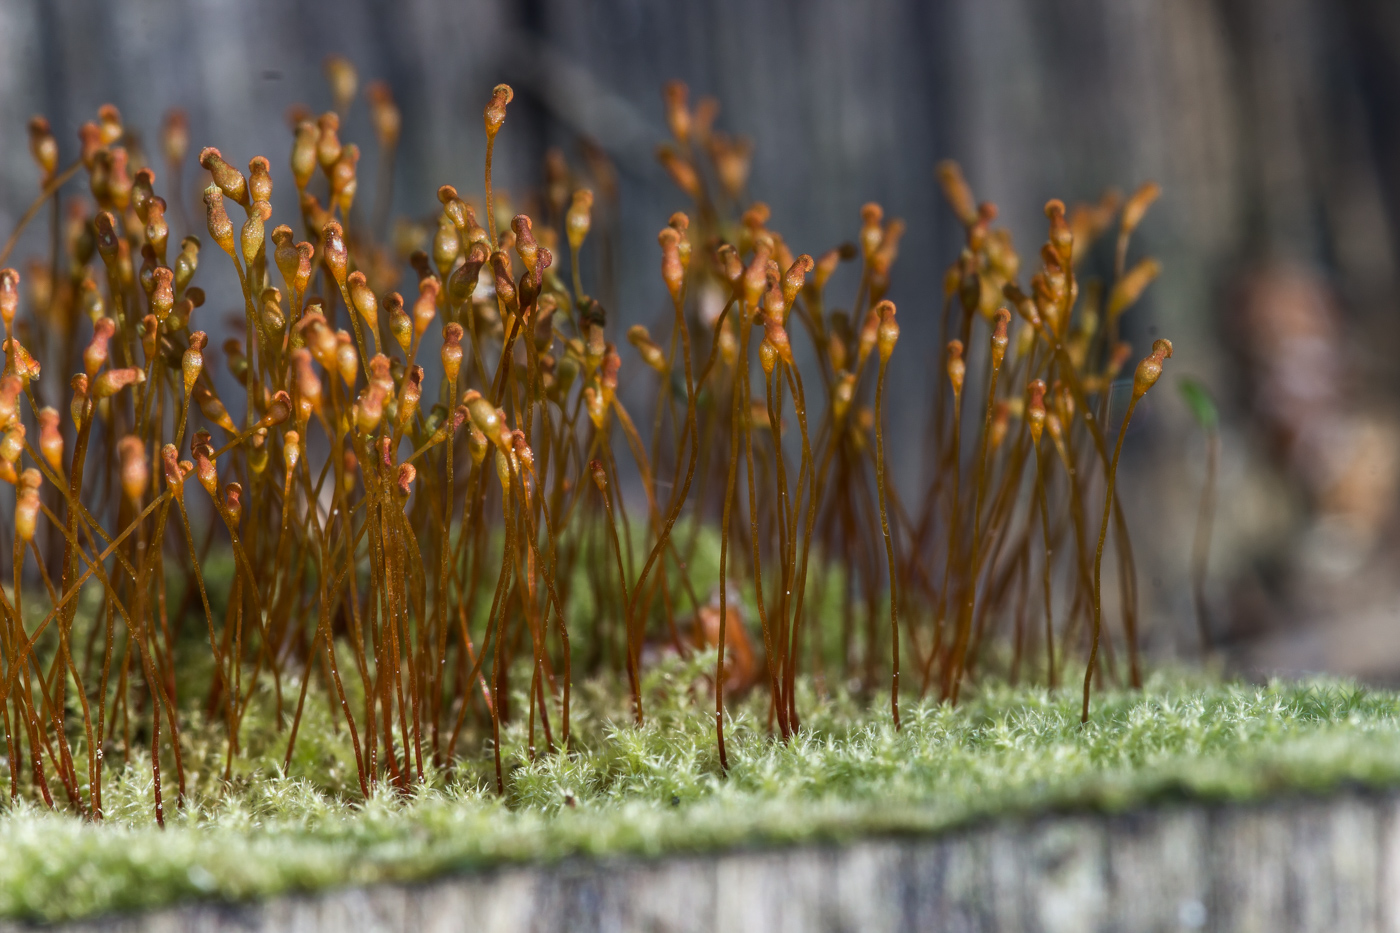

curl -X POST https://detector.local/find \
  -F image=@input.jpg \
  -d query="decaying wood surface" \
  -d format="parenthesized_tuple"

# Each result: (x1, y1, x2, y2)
(8, 791, 1400, 932)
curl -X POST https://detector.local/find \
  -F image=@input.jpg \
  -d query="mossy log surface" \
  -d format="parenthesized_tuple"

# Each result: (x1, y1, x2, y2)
(5, 791, 1395, 933)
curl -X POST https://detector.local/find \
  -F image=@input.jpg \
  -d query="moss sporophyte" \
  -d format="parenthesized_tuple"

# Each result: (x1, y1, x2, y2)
(0, 57, 1184, 847)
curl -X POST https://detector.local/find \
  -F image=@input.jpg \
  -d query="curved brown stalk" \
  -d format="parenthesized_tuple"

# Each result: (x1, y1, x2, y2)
(923, 344, 964, 696)
(590, 459, 639, 723)
(623, 327, 700, 696)
(1085, 397, 1138, 722)
(946, 311, 1009, 705)
(873, 377, 900, 724)
(779, 363, 815, 729)
(872, 304, 900, 728)
(1032, 443, 1057, 688)
(732, 324, 782, 739)
(762, 366, 794, 730)
(714, 327, 746, 773)
(1085, 339, 1169, 722)
(488, 485, 516, 794)
(508, 463, 573, 751)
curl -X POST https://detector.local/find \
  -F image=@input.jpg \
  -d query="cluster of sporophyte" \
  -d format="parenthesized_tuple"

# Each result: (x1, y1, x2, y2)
(0, 59, 1169, 823)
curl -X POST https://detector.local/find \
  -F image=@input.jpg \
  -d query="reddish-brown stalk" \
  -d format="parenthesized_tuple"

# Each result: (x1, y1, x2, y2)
(872, 301, 901, 726)
(924, 340, 964, 696)
(713, 330, 745, 772)
(1084, 339, 1171, 722)
(590, 459, 640, 722)
(1026, 380, 1058, 687)
(946, 309, 1009, 705)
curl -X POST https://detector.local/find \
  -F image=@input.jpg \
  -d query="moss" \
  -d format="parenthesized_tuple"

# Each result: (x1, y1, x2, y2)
(4, 661, 1400, 921)
(0, 83, 1194, 924)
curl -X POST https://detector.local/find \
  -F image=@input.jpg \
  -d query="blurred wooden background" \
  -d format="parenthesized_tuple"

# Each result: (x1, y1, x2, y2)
(1, 0, 1398, 669)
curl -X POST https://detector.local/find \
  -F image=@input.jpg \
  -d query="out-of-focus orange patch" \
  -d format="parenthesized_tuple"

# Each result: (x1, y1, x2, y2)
(693, 603, 759, 694)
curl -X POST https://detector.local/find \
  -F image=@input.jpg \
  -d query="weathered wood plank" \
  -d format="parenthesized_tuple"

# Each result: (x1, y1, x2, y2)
(8, 792, 1400, 932)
